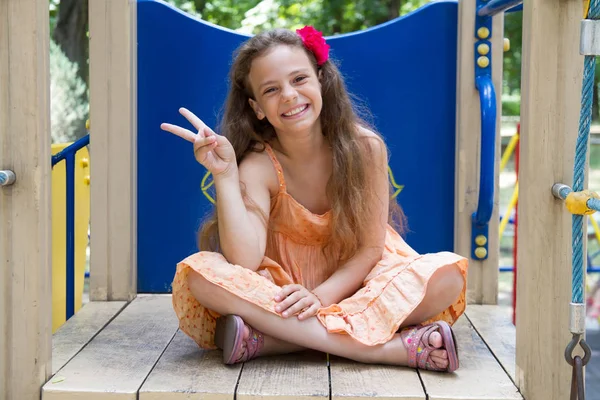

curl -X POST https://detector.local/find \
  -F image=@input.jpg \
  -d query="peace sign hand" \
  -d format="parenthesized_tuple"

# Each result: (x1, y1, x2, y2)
(161, 108, 237, 177)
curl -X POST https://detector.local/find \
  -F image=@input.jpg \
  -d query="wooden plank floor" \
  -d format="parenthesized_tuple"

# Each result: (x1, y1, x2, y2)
(44, 297, 523, 400)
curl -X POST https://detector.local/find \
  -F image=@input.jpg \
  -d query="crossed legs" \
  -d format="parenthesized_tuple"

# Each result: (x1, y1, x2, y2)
(187, 264, 464, 367)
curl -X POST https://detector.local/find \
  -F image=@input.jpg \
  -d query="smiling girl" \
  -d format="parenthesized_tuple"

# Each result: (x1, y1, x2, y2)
(161, 27, 468, 372)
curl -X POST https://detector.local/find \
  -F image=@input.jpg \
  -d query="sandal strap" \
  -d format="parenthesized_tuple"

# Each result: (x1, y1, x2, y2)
(235, 325, 264, 363)
(400, 324, 445, 371)
(245, 326, 265, 360)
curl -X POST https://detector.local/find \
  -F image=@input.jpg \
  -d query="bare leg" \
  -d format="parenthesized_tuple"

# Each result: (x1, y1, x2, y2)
(236, 325, 305, 356)
(190, 264, 464, 367)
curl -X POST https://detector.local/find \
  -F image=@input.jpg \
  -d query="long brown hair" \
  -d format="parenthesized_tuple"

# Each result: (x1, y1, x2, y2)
(199, 28, 405, 261)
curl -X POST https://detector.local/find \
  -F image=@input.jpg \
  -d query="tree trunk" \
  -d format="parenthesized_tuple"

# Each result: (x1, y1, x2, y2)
(53, 0, 89, 86)
(388, 0, 401, 19)
(376, 0, 401, 25)
(53, 0, 89, 140)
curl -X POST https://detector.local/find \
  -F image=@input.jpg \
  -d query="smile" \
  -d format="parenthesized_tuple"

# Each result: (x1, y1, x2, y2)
(282, 104, 309, 117)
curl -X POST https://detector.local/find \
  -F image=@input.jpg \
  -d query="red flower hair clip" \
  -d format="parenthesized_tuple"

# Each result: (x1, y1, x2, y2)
(296, 26, 330, 66)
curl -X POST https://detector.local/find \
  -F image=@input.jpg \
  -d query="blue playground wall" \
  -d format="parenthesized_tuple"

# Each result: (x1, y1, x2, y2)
(137, 0, 458, 293)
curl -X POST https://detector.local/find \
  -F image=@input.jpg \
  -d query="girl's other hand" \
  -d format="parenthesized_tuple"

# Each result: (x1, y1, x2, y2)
(274, 284, 322, 320)
(161, 107, 237, 177)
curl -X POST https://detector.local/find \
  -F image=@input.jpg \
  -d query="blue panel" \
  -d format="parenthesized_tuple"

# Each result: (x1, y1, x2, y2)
(137, 0, 458, 293)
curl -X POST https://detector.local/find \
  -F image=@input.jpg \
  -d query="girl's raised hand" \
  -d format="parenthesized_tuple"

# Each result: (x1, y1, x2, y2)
(160, 108, 237, 177)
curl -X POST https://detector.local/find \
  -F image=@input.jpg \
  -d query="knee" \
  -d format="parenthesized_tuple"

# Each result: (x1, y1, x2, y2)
(187, 271, 213, 300)
(433, 265, 464, 301)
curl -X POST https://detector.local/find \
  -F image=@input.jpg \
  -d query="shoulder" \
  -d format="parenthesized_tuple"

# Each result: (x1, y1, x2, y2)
(238, 146, 279, 195)
(356, 125, 388, 162)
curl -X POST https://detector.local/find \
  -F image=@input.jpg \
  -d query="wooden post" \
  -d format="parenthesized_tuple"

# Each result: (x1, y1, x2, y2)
(455, 0, 504, 304)
(89, 0, 138, 301)
(0, 0, 52, 398)
(516, 0, 583, 398)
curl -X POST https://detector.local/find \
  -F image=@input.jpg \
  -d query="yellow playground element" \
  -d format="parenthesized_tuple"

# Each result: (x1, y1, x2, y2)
(51, 143, 91, 333)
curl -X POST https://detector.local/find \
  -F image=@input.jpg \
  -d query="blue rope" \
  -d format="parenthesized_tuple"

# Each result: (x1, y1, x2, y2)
(589, 198, 600, 211)
(573, 0, 600, 303)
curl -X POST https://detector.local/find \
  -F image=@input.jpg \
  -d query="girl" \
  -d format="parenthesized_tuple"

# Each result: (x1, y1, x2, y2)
(161, 26, 468, 372)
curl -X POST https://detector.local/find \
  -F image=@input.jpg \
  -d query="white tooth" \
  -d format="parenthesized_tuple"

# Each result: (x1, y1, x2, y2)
(284, 105, 306, 116)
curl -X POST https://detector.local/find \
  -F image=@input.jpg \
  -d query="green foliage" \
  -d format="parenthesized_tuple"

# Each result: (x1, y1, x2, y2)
(503, 11, 522, 96)
(49, 0, 528, 120)
(164, 0, 264, 29)
(163, 0, 527, 114)
(49, 0, 60, 34)
(50, 39, 89, 143)
(501, 94, 520, 116)
(164, 0, 430, 35)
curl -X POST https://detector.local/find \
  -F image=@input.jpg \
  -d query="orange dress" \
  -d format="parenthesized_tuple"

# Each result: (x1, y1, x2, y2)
(172, 144, 468, 348)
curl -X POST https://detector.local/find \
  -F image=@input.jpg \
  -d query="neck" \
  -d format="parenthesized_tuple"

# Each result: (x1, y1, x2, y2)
(273, 124, 327, 162)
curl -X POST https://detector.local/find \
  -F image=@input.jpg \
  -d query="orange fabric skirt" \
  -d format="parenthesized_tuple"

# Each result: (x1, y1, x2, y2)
(172, 246, 468, 349)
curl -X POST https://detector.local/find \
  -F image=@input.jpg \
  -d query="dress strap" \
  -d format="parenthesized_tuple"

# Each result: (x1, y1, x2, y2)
(263, 143, 287, 192)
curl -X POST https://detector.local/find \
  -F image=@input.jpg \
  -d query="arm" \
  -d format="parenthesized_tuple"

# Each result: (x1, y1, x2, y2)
(160, 108, 272, 271)
(216, 153, 274, 271)
(312, 134, 390, 306)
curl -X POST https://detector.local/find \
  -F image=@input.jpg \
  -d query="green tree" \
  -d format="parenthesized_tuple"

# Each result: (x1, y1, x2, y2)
(50, 39, 89, 144)
(50, 0, 89, 139)
(503, 11, 521, 96)
(172, 0, 430, 35)
(48, 0, 531, 135)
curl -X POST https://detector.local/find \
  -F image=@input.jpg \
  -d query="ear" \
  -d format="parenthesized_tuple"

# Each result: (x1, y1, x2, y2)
(248, 98, 265, 120)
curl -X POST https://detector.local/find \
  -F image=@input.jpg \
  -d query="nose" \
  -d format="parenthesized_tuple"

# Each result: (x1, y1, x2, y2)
(281, 84, 298, 103)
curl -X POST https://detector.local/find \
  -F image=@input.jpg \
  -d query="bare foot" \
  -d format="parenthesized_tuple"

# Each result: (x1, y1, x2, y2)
(427, 331, 449, 369)
(384, 328, 450, 370)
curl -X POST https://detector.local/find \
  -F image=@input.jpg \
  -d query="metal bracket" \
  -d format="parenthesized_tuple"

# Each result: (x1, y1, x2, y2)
(471, 223, 489, 260)
(0, 170, 16, 186)
(475, 0, 493, 80)
(580, 19, 600, 55)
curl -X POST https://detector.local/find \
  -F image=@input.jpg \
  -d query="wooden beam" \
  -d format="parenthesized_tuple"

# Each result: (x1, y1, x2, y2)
(466, 305, 516, 382)
(515, 0, 583, 398)
(419, 317, 521, 400)
(139, 331, 242, 399)
(52, 301, 126, 374)
(236, 352, 329, 400)
(43, 296, 178, 400)
(455, 0, 504, 305)
(88, 0, 138, 301)
(0, 0, 52, 398)
(329, 356, 425, 399)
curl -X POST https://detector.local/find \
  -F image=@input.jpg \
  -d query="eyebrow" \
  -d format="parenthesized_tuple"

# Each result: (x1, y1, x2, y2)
(258, 69, 310, 90)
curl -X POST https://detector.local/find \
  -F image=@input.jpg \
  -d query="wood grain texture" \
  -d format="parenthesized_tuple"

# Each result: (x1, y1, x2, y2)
(420, 317, 522, 400)
(330, 356, 425, 399)
(454, 0, 503, 304)
(42, 296, 178, 400)
(236, 351, 329, 400)
(88, 0, 137, 301)
(466, 305, 516, 381)
(0, 0, 52, 398)
(140, 330, 241, 400)
(515, 0, 583, 398)
(52, 301, 126, 374)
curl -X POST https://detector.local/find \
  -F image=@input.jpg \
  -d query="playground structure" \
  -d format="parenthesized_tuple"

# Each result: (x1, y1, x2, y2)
(0, 0, 594, 399)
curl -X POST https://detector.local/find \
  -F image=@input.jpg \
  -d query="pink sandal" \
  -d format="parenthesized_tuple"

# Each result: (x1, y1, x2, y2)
(399, 320, 459, 373)
(214, 315, 264, 365)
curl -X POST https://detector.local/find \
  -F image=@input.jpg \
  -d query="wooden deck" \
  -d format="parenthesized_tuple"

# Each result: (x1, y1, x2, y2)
(42, 296, 523, 400)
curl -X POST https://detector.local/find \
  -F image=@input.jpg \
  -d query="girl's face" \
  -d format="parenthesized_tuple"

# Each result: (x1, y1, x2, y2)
(247, 45, 323, 136)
